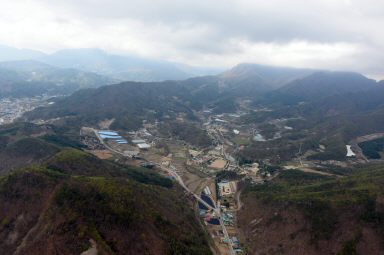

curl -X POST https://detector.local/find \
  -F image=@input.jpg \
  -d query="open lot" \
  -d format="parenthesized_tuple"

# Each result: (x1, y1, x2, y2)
(210, 158, 227, 169)
(86, 149, 113, 159)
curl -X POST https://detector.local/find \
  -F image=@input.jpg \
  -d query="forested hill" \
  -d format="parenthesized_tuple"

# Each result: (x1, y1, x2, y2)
(0, 148, 211, 255)
(239, 165, 384, 254)
(23, 81, 199, 130)
(260, 71, 380, 105)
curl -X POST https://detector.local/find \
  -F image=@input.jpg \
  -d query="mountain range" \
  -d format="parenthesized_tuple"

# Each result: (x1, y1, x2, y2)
(21, 67, 384, 164)
(0, 45, 222, 82)
(3, 49, 384, 182)
(0, 60, 117, 98)
(21, 63, 323, 126)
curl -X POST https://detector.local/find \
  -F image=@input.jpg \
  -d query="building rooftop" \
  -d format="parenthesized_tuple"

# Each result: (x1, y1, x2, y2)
(100, 134, 122, 139)
(124, 150, 139, 156)
(137, 143, 151, 149)
(132, 139, 146, 144)
(98, 131, 119, 136)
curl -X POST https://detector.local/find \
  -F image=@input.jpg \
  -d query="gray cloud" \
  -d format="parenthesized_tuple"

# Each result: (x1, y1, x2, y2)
(36, 0, 358, 42)
(1, 0, 384, 78)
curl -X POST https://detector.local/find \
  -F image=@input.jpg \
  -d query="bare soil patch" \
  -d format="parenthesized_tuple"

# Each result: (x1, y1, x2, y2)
(284, 166, 335, 176)
(86, 150, 113, 159)
(97, 118, 115, 129)
(81, 239, 97, 255)
(210, 159, 227, 169)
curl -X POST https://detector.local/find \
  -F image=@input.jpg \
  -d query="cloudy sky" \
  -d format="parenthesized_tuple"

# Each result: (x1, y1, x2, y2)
(1, 0, 384, 78)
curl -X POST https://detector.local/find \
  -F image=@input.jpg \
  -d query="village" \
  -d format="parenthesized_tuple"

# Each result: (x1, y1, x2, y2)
(79, 103, 366, 254)
(0, 96, 54, 125)
(79, 109, 289, 254)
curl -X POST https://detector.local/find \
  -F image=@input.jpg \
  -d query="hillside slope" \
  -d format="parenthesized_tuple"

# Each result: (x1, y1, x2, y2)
(260, 71, 379, 106)
(0, 149, 211, 255)
(238, 72, 384, 162)
(0, 123, 62, 175)
(239, 167, 384, 255)
(23, 81, 199, 130)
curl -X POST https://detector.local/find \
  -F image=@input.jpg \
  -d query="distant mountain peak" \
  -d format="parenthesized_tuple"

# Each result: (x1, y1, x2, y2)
(275, 70, 379, 103)
(219, 62, 317, 89)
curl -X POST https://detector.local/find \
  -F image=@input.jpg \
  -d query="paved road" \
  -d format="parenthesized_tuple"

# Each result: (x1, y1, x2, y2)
(161, 165, 235, 255)
(86, 127, 128, 157)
